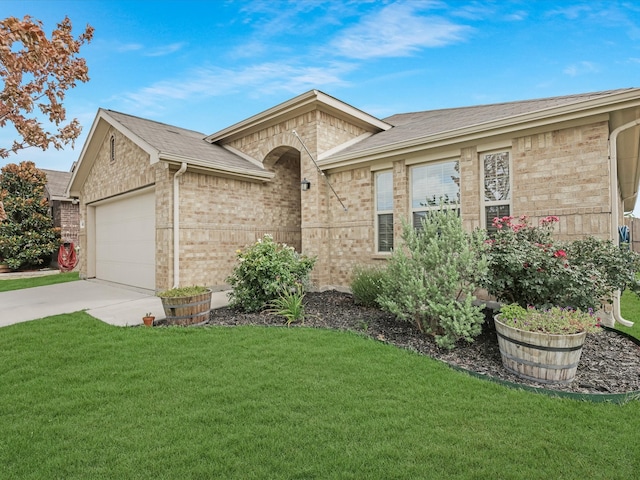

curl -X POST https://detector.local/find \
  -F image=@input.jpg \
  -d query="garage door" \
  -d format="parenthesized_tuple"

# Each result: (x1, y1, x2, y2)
(95, 189, 155, 290)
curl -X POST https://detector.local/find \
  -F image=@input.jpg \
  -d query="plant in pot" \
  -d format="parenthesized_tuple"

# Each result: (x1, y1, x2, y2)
(157, 285, 212, 326)
(484, 215, 640, 383)
(495, 304, 600, 384)
(142, 312, 155, 327)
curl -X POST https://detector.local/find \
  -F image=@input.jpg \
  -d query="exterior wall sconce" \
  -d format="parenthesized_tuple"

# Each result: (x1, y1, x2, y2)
(301, 178, 311, 191)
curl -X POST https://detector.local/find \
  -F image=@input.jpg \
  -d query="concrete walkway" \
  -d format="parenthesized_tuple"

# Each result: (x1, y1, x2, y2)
(0, 279, 230, 328)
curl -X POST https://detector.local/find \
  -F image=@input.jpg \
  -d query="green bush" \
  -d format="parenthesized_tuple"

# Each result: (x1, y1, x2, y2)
(350, 265, 385, 307)
(226, 235, 316, 312)
(377, 208, 488, 350)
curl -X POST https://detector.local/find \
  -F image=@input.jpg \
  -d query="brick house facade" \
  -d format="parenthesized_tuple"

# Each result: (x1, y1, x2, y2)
(43, 169, 80, 246)
(67, 89, 640, 292)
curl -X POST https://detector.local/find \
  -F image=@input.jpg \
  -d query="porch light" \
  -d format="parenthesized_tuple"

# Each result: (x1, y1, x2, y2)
(301, 178, 311, 191)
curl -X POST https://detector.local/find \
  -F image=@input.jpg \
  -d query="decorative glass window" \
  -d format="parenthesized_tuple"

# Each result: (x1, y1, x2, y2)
(411, 160, 460, 229)
(109, 135, 116, 163)
(375, 171, 393, 253)
(482, 151, 511, 233)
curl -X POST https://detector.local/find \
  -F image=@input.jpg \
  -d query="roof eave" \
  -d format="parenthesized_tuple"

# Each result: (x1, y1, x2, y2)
(161, 154, 274, 182)
(205, 90, 392, 144)
(320, 90, 640, 169)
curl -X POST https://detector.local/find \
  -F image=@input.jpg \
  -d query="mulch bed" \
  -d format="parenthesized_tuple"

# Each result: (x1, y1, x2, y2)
(207, 290, 640, 396)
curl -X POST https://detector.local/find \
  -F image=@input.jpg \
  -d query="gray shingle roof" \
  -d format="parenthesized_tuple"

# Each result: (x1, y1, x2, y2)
(42, 169, 72, 200)
(325, 88, 636, 159)
(104, 110, 267, 175)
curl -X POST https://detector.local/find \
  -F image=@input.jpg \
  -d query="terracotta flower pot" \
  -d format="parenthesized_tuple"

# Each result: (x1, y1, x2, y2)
(142, 316, 155, 327)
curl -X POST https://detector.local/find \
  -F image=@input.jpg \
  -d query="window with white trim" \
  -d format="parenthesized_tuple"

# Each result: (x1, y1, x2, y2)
(375, 170, 393, 252)
(411, 160, 460, 229)
(482, 151, 511, 234)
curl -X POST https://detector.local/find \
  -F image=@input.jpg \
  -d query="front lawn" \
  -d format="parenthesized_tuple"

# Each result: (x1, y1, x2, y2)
(0, 271, 79, 292)
(0, 311, 638, 479)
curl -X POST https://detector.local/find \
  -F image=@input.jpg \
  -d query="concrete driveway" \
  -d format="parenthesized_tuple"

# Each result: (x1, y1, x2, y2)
(0, 280, 230, 328)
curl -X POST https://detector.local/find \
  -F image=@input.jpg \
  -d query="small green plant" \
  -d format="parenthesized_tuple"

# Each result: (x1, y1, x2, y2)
(377, 207, 489, 350)
(497, 303, 601, 335)
(268, 284, 305, 326)
(226, 235, 316, 312)
(350, 265, 385, 307)
(157, 285, 209, 297)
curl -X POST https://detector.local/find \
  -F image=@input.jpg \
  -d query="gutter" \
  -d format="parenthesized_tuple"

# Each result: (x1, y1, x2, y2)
(173, 162, 188, 288)
(609, 119, 640, 327)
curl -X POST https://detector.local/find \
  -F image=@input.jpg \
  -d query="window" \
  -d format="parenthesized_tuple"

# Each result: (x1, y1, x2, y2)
(482, 151, 511, 234)
(109, 135, 116, 163)
(375, 171, 393, 252)
(411, 160, 460, 229)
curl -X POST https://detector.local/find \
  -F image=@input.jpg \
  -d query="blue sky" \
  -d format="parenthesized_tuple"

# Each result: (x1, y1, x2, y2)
(2, 1, 640, 184)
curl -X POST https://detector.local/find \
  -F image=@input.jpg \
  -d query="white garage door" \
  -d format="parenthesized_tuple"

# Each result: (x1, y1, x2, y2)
(95, 189, 155, 290)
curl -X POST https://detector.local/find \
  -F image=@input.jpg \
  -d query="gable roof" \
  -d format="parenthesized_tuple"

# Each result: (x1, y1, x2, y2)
(68, 109, 273, 196)
(206, 89, 392, 144)
(42, 169, 72, 201)
(320, 88, 640, 165)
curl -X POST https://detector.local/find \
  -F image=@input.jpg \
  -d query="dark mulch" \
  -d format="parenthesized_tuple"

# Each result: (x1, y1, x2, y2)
(207, 290, 640, 395)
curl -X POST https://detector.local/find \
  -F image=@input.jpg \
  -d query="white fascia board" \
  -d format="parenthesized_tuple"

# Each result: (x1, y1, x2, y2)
(161, 153, 274, 181)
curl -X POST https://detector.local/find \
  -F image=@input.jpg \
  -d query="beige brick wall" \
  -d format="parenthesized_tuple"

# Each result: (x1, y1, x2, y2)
(320, 120, 615, 288)
(78, 113, 617, 293)
(512, 121, 611, 240)
(174, 151, 302, 289)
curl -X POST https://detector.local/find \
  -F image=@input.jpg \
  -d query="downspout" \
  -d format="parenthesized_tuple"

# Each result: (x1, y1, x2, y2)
(609, 119, 640, 327)
(173, 162, 188, 288)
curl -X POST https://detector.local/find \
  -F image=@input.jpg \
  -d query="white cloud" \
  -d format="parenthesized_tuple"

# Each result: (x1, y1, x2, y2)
(563, 61, 599, 76)
(330, 2, 471, 59)
(117, 61, 354, 113)
(145, 42, 187, 57)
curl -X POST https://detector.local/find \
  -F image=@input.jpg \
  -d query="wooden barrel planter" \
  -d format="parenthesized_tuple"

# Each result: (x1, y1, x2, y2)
(494, 316, 587, 384)
(0, 263, 10, 274)
(159, 289, 212, 326)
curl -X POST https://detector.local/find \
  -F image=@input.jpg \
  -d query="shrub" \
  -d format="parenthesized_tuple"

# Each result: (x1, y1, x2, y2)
(226, 235, 316, 312)
(484, 215, 640, 311)
(350, 265, 385, 307)
(377, 208, 488, 350)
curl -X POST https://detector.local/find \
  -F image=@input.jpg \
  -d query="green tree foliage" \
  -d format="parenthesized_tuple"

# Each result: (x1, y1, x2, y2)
(0, 161, 60, 269)
(377, 208, 488, 350)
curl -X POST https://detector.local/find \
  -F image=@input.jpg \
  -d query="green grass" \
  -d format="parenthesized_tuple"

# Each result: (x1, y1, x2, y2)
(620, 289, 640, 338)
(1, 312, 639, 479)
(0, 272, 79, 292)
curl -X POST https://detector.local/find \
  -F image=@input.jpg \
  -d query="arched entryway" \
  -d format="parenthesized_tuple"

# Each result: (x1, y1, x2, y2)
(263, 146, 302, 252)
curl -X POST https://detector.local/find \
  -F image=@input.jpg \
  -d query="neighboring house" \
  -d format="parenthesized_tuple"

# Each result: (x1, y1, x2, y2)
(43, 168, 80, 246)
(67, 88, 640, 292)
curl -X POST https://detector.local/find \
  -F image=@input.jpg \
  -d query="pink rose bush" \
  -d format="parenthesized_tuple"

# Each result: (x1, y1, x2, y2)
(484, 215, 640, 311)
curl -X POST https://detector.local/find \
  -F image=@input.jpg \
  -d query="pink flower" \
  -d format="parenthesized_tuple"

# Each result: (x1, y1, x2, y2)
(554, 249, 567, 258)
